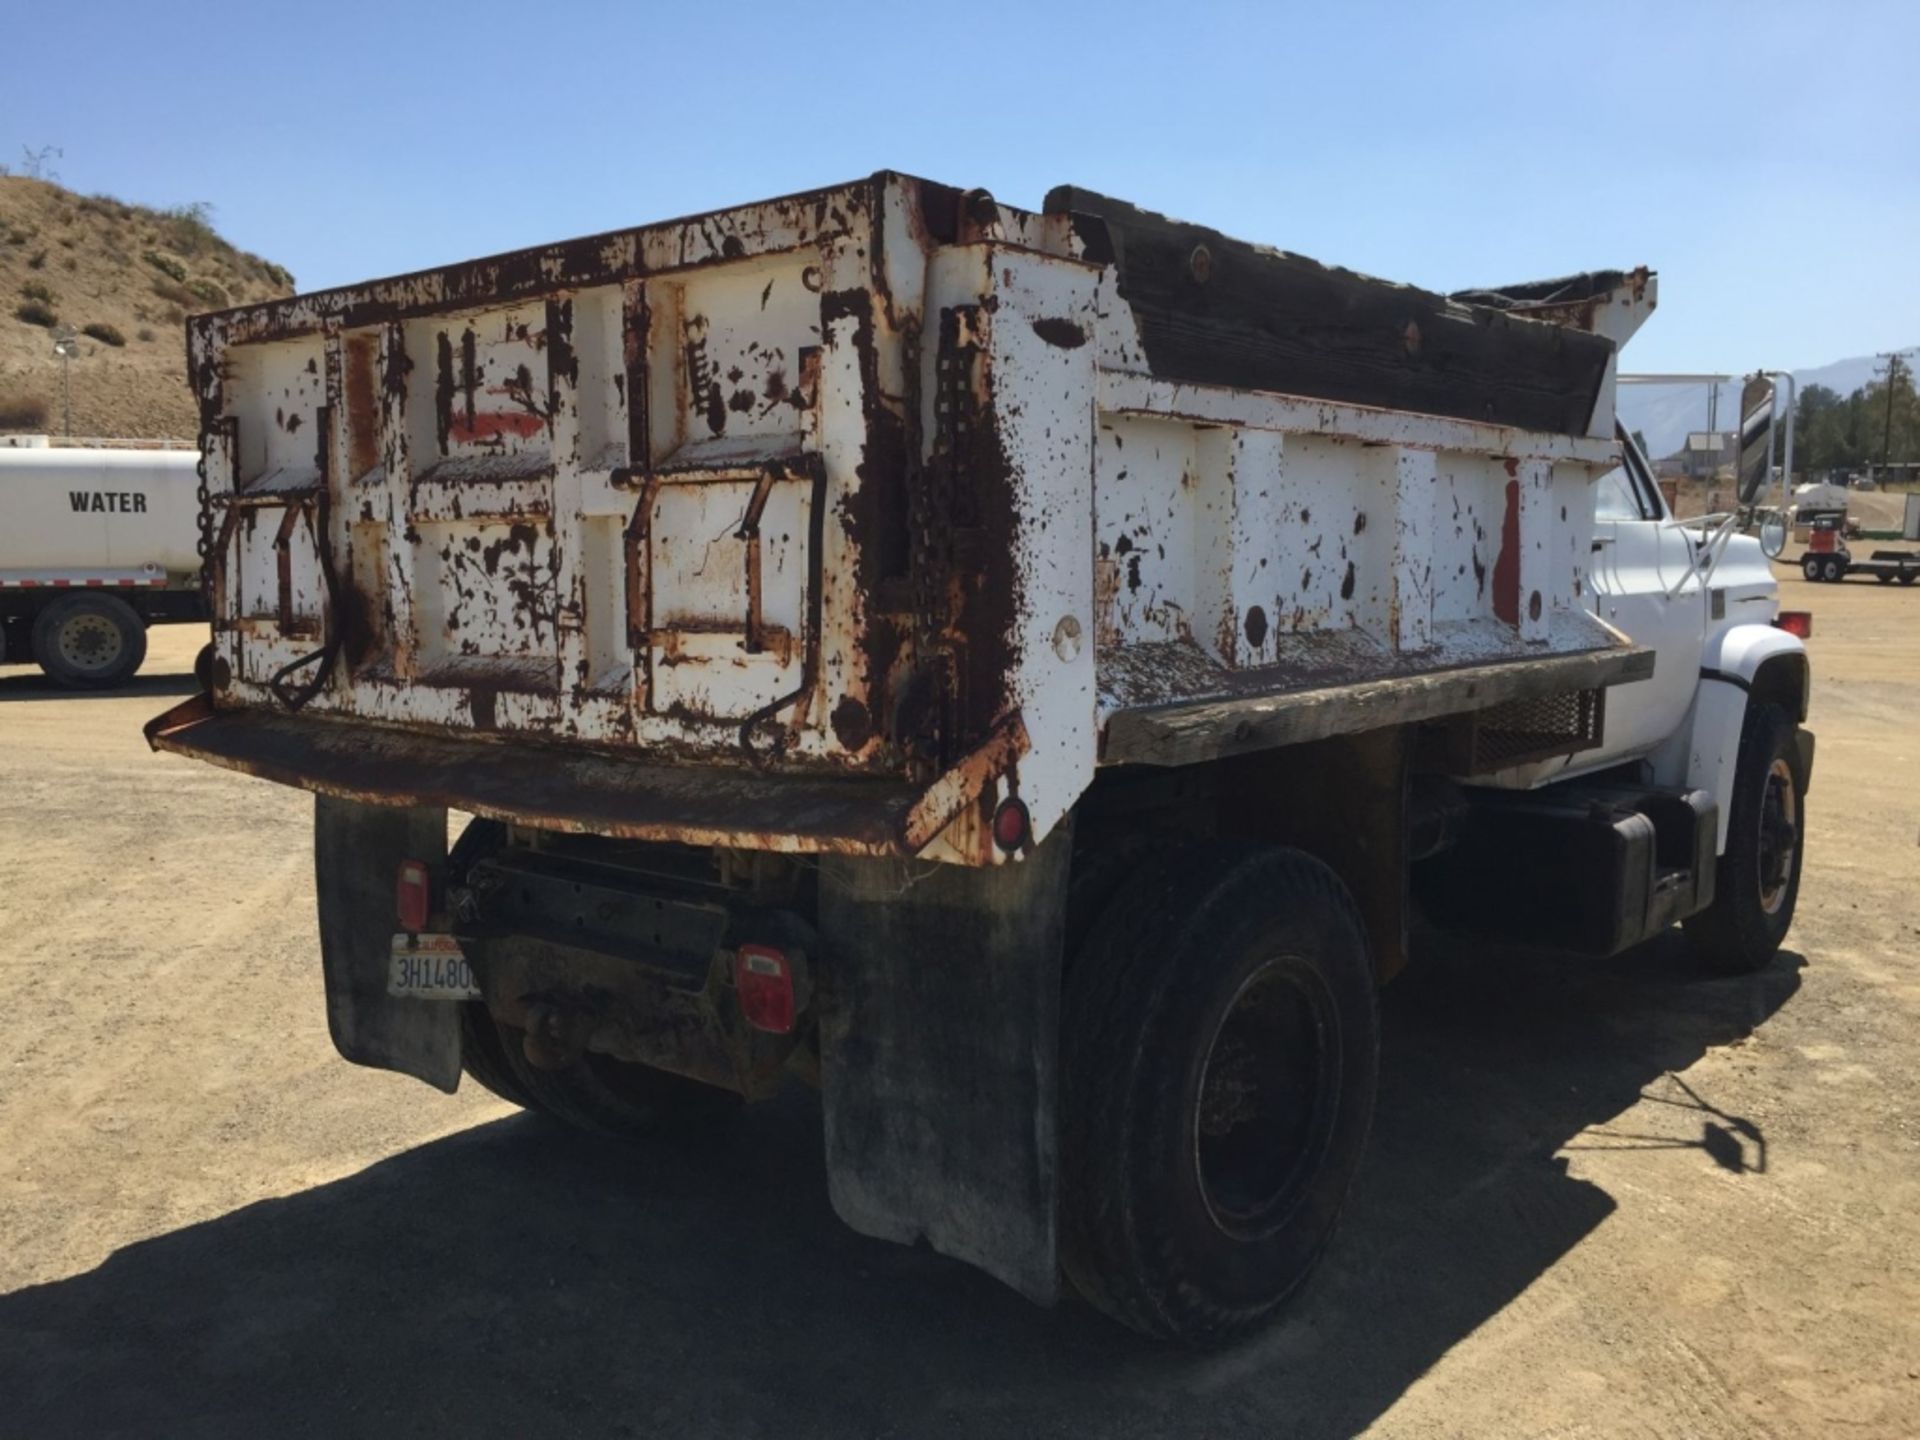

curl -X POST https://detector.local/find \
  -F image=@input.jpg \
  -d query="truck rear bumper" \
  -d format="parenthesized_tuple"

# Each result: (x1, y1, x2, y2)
(145, 694, 1024, 859)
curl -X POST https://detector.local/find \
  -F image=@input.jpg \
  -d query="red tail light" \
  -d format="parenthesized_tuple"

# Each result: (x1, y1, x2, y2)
(1775, 610, 1812, 639)
(992, 797, 1031, 853)
(735, 944, 796, 1034)
(395, 859, 432, 933)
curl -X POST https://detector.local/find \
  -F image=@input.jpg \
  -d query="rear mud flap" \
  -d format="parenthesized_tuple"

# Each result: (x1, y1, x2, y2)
(818, 826, 1070, 1304)
(313, 795, 460, 1092)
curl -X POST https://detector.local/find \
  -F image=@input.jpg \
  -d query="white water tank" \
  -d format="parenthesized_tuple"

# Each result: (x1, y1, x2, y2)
(1790, 481, 1849, 514)
(0, 446, 201, 576)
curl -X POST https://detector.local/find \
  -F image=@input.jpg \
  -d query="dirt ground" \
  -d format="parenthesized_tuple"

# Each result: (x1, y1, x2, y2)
(1, 567, 1916, 1439)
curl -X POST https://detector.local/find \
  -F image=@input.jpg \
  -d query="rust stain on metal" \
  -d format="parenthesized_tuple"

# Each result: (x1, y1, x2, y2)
(1492, 477, 1521, 625)
(831, 695, 875, 752)
(143, 694, 1016, 861)
(739, 468, 779, 653)
(898, 713, 1031, 855)
(342, 334, 379, 479)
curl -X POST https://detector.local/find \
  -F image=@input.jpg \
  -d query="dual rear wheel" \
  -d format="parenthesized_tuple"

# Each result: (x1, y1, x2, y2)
(449, 821, 740, 1137)
(1059, 845, 1379, 1345)
(458, 1000, 741, 1136)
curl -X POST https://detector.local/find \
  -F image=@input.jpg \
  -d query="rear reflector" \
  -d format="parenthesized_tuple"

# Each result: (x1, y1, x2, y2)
(992, 797, 1031, 853)
(395, 859, 432, 933)
(1775, 610, 1812, 638)
(735, 944, 796, 1034)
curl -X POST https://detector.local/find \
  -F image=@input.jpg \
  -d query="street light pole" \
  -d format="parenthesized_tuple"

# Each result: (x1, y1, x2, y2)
(51, 325, 78, 438)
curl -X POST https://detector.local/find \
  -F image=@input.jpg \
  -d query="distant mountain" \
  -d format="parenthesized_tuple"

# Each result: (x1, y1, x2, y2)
(1618, 351, 1901, 461)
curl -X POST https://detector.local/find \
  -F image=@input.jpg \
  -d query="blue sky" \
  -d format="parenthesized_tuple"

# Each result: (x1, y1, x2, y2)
(5, 0, 1915, 374)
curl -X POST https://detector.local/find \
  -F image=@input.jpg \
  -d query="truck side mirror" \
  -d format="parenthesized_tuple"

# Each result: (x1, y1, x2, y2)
(1737, 374, 1776, 507)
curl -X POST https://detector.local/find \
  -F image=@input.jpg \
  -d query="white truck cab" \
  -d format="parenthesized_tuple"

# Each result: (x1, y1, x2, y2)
(1433, 408, 1812, 973)
(1533, 425, 1810, 809)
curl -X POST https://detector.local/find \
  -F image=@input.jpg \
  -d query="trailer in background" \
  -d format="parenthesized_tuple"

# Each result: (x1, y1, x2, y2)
(0, 440, 208, 685)
(1796, 513, 1920, 585)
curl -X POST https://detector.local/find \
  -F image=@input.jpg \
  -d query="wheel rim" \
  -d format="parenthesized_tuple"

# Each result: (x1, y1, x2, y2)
(56, 612, 125, 675)
(1758, 757, 1798, 916)
(1193, 956, 1340, 1239)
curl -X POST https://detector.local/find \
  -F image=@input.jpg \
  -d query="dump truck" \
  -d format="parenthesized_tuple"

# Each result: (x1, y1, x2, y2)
(145, 174, 1813, 1344)
(0, 441, 208, 685)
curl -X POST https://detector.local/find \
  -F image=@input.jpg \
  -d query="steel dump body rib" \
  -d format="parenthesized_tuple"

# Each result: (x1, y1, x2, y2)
(155, 172, 1654, 863)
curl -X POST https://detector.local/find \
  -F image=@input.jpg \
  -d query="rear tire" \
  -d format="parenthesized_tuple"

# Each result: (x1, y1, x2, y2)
(496, 1033, 743, 1138)
(1901, 572, 1917, 586)
(1059, 845, 1378, 1345)
(1801, 556, 1822, 582)
(448, 818, 742, 1134)
(1685, 702, 1805, 974)
(32, 594, 146, 688)
(1064, 829, 1163, 965)
(1820, 556, 1845, 583)
(456, 1001, 542, 1108)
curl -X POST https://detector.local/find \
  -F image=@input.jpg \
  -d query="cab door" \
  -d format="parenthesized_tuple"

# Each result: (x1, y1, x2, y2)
(1586, 435, 1707, 762)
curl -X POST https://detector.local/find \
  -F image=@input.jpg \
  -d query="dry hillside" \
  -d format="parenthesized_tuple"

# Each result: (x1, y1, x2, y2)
(0, 176, 294, 441)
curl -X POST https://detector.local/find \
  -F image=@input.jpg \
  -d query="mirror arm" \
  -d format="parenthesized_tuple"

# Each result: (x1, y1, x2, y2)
(1666, 511, 1742, 599)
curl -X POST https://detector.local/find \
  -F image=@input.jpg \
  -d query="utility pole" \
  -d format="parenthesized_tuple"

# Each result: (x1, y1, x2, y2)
(1875, 351, 1912, 475)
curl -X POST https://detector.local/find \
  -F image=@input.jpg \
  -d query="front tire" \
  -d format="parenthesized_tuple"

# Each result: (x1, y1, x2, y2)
(1685, 702, 1805, 974)
(1801, 556, 1822, 582)
(1060, 845, 1378, 1345)
(32, 594, 146, 687)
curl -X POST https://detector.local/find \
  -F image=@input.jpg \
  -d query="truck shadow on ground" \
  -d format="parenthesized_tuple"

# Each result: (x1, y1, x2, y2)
(0, 669, 196, 702)
(0, 936, 1801, 1440)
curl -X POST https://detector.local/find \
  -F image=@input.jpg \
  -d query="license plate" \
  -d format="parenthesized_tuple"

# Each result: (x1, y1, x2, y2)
(388, 934, 482, 1001)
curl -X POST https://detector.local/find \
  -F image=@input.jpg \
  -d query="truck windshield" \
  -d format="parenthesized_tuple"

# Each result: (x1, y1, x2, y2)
(1595, 431, 1665, 522)
(1594, 465, 1646, 522)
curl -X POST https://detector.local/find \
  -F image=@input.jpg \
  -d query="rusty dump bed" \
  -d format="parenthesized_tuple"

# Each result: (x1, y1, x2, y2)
(149, 172, 1655, 865)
